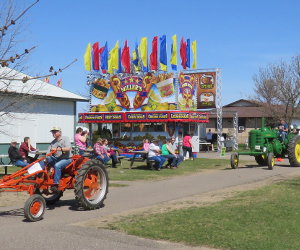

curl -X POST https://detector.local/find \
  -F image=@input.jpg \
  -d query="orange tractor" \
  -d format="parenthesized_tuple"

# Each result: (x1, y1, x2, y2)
(0, 150, 108, 222)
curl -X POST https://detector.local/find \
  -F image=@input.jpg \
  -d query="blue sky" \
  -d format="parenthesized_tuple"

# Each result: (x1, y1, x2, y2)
(18, 0, 300, 112)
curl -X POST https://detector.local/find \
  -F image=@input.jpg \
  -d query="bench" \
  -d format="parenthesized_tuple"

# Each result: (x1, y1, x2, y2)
(0, 164, 14, 175)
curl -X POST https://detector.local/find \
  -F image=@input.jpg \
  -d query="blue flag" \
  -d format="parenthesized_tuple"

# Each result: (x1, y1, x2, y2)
(117, 48, 122, 73)
(186, 39, 190, 68)
(160, 35, 167, 71)
(101, 42, 108, 71)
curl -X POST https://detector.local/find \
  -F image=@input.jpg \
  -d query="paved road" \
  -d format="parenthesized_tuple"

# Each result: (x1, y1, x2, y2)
(0, 157, 299, 250)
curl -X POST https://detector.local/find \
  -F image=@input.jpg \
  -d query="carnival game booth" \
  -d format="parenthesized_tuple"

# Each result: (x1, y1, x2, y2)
(78, 70, 217, 157)
(79, 110, 209, 157)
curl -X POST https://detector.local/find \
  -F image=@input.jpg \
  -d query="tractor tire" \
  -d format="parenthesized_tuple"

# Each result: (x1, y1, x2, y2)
(267, 152, 275, 170)
(74, 159, 108, 210)
(230, 153, 239, 169)
(288, 135, 300, 167)
(255, 155, 267, 166)
(24, 194, 46, 222)
(34, 188, 63, 206)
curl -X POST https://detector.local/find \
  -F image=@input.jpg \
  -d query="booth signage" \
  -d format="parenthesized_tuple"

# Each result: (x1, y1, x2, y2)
(79, 111, 208, 123)
(103, 113, 123, 121)
(147, 112, 168, 119)
(126, 113, 146, 120)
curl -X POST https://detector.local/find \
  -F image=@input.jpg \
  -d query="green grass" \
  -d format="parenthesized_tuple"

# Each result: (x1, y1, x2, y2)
(0, 166, 20, 177)
(109, 178, 300, 250)
(107, 158, 231, 181)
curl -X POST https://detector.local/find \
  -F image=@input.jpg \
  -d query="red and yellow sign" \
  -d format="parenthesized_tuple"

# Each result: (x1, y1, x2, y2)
(79, 111, 209, 123)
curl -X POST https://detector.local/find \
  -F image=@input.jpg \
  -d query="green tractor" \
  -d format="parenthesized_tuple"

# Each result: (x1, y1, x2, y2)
(231, 119, 300, 170)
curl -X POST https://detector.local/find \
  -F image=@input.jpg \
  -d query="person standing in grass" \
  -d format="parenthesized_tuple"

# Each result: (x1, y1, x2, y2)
(183, 133, 194, 160)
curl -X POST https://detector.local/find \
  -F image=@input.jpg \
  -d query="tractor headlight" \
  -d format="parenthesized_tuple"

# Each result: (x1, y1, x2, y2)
(263, 147, 267, 152)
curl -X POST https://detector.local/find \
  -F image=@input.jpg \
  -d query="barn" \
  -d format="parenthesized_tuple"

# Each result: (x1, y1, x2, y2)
(0, 68, 88, 154)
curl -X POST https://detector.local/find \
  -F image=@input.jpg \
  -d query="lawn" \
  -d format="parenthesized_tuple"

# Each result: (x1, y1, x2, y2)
(1, 158, 237, 182)
(109, 177, 300, 250)
(107, 158, 231, 181)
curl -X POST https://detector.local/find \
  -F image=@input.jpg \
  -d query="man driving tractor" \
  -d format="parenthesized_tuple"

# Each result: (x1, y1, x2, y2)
(46, 127, 72, 192)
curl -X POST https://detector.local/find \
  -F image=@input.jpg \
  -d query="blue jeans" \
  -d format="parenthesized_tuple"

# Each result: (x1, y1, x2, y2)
(162, 154, 184, 167)
(149, 156, 166, 169)
(96, 155, 110, 164)
(14, 160, 29, 167)
(79, 149, 85, 156)
(46, 156, 72, 184)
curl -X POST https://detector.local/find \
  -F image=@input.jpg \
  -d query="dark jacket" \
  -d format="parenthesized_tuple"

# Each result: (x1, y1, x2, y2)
(8, 146, 23, 162)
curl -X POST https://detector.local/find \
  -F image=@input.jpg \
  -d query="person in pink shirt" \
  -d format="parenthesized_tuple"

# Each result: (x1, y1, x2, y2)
(143, 139, 150, 151)
(183, 133, 194, 160)
(74, 127, 88, 155)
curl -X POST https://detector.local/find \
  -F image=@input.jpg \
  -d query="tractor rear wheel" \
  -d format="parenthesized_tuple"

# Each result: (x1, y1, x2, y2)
(267, 152, 275, 170)
(74, 159, 108, 210)
(24, 194, 46, 222)
(34, 188, 63, 206)
(288, 135, 300, 167)
(255, 155, 267, 166)
(230, 153, 239, 169)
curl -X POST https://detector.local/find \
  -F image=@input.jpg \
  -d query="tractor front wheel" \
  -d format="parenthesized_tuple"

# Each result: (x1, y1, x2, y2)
(288, 135, 300, 167)
(35, 188, 63, 206)
(24, 194, 46, 222)
(267, 152, 275, 170)
(255, 155, 267, 166)
(230, 153, 239, 169)
(75, 159, 108, 210)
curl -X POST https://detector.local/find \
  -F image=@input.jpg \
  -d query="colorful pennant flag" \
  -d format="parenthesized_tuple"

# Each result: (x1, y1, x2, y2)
(100, 42, 108, 73)
(170, 35, 177, 71)
(140, 37, 148, 72)
(108, 41, 119, 74)
(56, 78, 62, 88)
(132, 42, 140, 71)
(43, 77, 50, 83)
(186, 39, 190, 68)
(150, 36, 158, 71)
(84, 43, 91, 71)
(117, 48, 122, 73)
(92, 42, 100, 71)
(159, 35, 167, 71)
(192, 40, 197, 69)
(180, 37, 187, 69)
(122, 40, 131, 73)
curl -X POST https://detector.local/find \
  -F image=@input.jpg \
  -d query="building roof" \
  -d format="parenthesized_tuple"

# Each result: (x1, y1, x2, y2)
(0, 67, 88, 102)
(223, 99, 261, 107)
(210, 99, 300, 119)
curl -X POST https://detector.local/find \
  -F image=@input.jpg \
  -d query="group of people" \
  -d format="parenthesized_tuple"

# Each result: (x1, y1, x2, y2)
(143, 135, 194, 171)
(8, 137, 38, 167)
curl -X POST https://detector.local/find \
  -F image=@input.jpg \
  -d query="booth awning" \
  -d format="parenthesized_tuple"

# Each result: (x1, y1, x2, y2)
(79, 111, 209, 123)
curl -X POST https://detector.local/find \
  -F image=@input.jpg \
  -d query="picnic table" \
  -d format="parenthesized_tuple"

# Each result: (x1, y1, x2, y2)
(29, 150, 47, 157)
(0, 154, 12, 175)
(128, 150, 156, 169)
(199, 141, 213, 152)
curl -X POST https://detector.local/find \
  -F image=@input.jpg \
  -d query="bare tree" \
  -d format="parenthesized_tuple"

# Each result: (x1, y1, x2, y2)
(253, 55, 300, 125)
(0, 0, 76, 136)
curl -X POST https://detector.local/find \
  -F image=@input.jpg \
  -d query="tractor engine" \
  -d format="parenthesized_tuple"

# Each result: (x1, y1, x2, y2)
(249, 127, 283, 156)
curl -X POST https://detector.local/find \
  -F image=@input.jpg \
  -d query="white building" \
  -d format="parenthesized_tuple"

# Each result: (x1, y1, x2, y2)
(0, 68, 88, 153)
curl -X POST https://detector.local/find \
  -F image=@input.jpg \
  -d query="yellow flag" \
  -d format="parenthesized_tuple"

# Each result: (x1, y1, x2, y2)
(84, 43, 91, 71)
(140, 37, 147, 71)
(160, 63, 167, 71)
(192, 40, 197, 69)
(108, 41, 119, 74)
(170, 35, 177, 70)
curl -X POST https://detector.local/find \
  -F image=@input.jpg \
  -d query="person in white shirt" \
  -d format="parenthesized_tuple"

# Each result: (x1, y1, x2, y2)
(148, 139, 166, 171)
